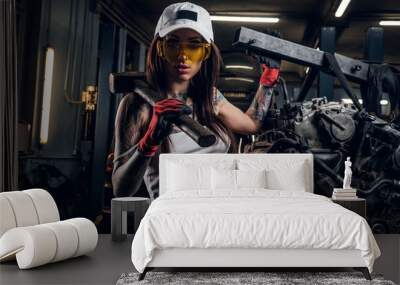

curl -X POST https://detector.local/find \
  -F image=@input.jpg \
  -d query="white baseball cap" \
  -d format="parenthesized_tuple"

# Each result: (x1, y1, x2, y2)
(154, 2, 214, 43)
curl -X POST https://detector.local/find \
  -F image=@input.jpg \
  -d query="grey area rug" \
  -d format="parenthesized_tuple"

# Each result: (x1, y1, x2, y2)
(116, 271, 396, 285)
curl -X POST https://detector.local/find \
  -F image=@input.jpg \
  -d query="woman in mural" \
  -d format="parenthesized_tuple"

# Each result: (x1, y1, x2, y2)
(112, 2, 279, 199)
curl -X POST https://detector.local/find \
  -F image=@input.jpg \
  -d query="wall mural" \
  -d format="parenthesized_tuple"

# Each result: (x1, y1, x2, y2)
(235, 27, 400, 234)
(17, 3, 399, 234)
(242, 96, 400, 234)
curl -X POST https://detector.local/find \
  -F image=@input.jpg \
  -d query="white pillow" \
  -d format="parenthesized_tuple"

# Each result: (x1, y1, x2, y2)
(237, 158, 308, 192)
(167, 162, 211, 191)
(166, 159, 236, 192)
(211, 169, 267, 190)
(211, 168, 237, 190)
(166, 158, 236, 170)
(266, 166, 307, 191)
(236, 169, 267, 189)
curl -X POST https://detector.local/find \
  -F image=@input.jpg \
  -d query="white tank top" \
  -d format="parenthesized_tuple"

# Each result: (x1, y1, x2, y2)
(167, 87, 230, 153)
(143, 88, 230, 198)
(168, 125, 230, 153)
(143, 126, 230, 200)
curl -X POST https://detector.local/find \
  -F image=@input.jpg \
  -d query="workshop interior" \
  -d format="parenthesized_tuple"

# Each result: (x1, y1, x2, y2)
(1, 0, 400, 284)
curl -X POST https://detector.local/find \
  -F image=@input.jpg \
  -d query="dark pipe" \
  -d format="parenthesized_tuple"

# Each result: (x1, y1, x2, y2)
(393, 145, 400, 170)
(314, 157, 344, 185)
(371, 124, 400, 147)
(267, 138, 302, 153)
(318, 112, 346, 131)
(296, 67, 318, 102)
(358, 179, 399, 196)
(324, 53, 363, 111)
(278, 77, 290, 105)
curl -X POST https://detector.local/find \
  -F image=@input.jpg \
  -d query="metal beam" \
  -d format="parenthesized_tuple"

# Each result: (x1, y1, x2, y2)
(90, 22, 116, 218)
(233, 27, 369, 83)
(301, 0, 337, 47)
(363, 27, 384, 114)
(318, 27, 336, 100)
(296, 67, 319, 102)
(364, 27, 384, 64)
(97, 0, 152, 45)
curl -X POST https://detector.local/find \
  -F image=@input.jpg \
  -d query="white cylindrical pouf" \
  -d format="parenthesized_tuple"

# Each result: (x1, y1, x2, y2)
(0, 196, 17, 237)
(42, 221, 79, 262)
(0, 226, 57, 269)
(65, 218, 98, 257)
(1, 192, 39, 227)
(24, 189, 60, 223)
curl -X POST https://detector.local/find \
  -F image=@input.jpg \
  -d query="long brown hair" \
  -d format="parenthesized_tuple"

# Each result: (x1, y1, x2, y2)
(146, 36, 237, 152)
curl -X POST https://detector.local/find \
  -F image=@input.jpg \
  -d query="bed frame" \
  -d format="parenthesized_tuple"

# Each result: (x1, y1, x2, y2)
(138, 154, 372, 281)
(139, 248, 371, 280)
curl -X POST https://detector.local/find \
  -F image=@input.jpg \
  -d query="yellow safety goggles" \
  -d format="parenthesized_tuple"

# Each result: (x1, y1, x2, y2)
(156, 39, 211, 64)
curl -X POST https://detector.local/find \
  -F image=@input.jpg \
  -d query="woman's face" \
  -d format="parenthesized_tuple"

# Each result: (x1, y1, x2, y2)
(162, 28, 206, 82)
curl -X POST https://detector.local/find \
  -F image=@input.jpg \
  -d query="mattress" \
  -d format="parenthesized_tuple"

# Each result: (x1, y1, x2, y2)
(131, 189, 380, 273)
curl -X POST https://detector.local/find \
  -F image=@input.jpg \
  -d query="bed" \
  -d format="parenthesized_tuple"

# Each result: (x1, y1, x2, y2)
(131, 153, 381, 280)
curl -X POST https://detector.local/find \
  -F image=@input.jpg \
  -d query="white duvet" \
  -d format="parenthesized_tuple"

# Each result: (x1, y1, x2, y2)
(131, 190, 380, 273)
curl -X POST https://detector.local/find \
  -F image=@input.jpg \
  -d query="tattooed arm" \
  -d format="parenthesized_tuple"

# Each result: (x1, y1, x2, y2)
(245, 84, 274, 122)
(215, 84, 273, 135)
(111, 94, 153, 197)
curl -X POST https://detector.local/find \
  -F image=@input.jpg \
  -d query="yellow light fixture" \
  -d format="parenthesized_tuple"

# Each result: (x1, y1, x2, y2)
(81, 85, 98, 112)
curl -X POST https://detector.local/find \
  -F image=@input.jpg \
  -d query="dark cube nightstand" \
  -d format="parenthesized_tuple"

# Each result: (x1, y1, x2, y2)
(331, 198, 366, 218)
(111, 197, 150, 242)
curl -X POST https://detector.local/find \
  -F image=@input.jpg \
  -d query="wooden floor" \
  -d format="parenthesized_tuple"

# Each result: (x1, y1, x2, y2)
(0, 234, 398, 285)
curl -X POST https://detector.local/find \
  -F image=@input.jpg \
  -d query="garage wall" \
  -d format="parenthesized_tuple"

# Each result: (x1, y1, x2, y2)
(19, 0, 100, 219)
(31, 0, 99, 156)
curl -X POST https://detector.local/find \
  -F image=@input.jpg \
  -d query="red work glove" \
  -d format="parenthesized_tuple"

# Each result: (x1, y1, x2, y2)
(259, 64, 280, 87)
(138, 98, 191, 156)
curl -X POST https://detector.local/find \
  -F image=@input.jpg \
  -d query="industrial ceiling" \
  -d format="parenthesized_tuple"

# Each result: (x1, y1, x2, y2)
(98, 0, 400, 79)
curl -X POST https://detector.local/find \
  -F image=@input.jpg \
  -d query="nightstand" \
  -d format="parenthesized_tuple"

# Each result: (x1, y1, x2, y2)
(331, 197, 366, 218)
(111, 197, 150, 242)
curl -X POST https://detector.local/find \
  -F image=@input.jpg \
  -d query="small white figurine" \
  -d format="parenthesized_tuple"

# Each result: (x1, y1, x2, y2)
(343, 157, 352, 189)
